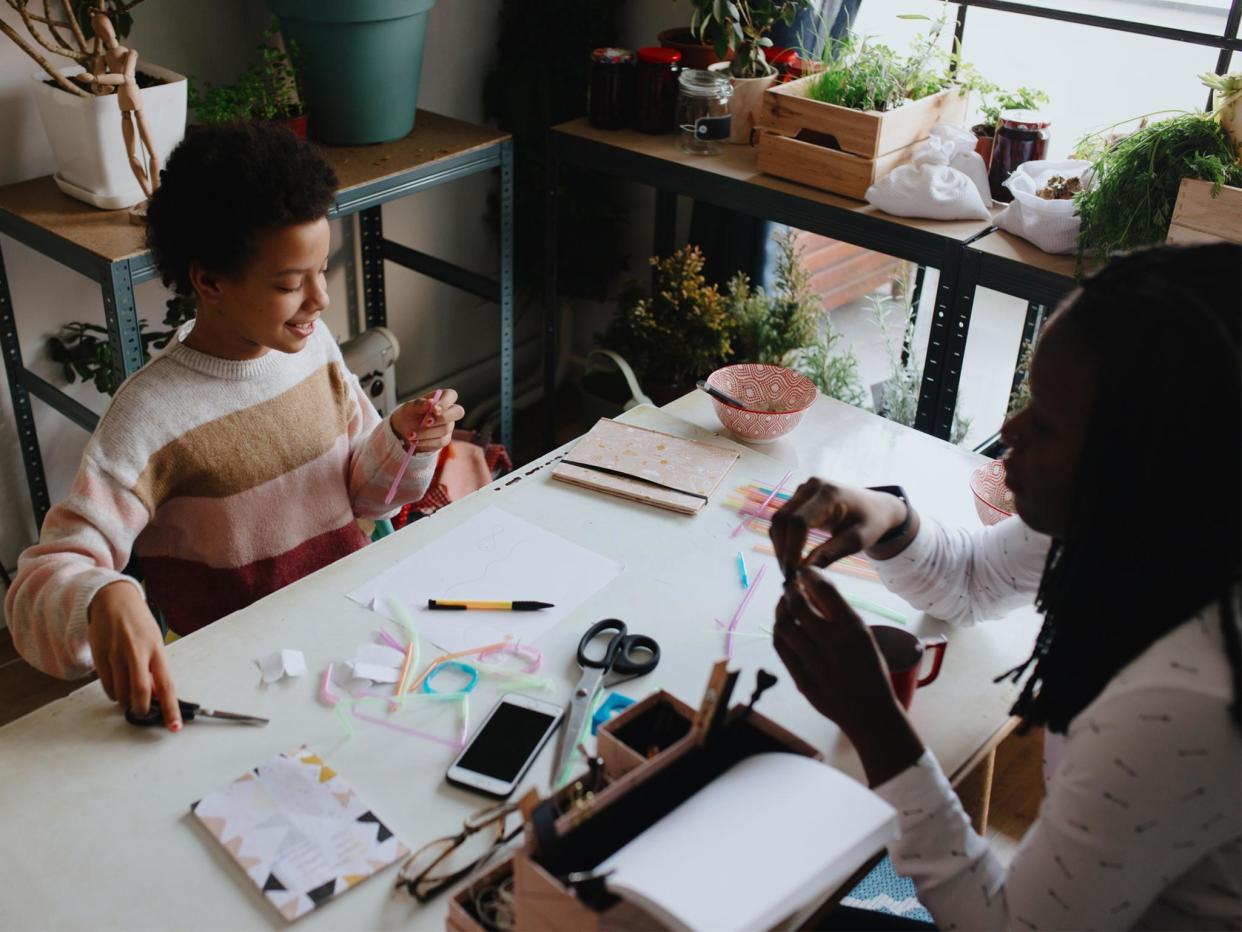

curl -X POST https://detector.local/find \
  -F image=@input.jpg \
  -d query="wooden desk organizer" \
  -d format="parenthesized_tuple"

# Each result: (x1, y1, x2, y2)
(500, 664, 820, 931)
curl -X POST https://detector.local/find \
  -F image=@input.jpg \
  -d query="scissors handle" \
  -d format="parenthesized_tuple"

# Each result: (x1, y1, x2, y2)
(612, 633, 660, 677)
(125, 698, 199, 727)
(576, 618, 660, 677)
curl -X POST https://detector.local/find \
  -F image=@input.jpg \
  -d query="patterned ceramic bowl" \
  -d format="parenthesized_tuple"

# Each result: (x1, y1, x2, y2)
(969, 459, 1016, 525)
(705, 364, 818, 443)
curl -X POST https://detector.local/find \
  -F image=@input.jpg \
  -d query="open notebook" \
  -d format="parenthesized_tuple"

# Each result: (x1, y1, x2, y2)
(597, 752, 898, 931)
(552, 418, 739, 514)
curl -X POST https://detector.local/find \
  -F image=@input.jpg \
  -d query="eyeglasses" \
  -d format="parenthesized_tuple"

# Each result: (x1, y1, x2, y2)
(396, 802, 521, 903)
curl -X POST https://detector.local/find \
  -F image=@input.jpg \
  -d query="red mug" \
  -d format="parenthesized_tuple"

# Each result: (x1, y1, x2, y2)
(871, 626, 948, 710)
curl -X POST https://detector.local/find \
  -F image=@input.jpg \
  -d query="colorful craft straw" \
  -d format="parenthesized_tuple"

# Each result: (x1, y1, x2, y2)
(730, 471, 792, 538)
(724, 563, 767, 659)
(384, 388, 444, 505)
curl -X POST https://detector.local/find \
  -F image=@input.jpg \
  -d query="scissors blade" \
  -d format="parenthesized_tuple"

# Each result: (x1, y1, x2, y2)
(554, 667, 605, 781)
(196, 707, 269, 725)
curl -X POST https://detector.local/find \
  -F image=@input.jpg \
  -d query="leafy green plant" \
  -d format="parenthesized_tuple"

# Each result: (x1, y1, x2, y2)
(804, 9, 954, 112)
(726, 230, 865, 406)
(188, 21, 304, 124)
(784, 324, 867, 408)
(727, 229, 817, 363)
(869, 285, 970, 444)
(1074, 113, 1242, 268)
(974, 85, 1050, 134)
(48, 294, 196, 395)
(603, 246, 733, 387)
(678, 0, 814, 78)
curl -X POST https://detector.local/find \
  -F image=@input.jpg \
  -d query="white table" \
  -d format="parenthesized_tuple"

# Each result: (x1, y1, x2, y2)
(0, 393, 1041, 931)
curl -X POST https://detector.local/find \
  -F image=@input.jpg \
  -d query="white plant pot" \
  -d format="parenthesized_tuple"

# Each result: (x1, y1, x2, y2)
(32, 63, 187, 210)
(709, 62, 778, 144)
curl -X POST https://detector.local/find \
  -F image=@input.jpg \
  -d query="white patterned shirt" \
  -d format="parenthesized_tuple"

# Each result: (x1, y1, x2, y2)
(871, 516, 1242, 930)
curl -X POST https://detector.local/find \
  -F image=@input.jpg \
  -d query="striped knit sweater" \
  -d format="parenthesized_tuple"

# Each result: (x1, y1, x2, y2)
(5, 321, 436, 679)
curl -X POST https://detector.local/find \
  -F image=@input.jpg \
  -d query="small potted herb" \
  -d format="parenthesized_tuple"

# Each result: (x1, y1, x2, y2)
(188, 22, 306, 136)
(677, 0, 814, 143)
(970, 83, 1050, 167)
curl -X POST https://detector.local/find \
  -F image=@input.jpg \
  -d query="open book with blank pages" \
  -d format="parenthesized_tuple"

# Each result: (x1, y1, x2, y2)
(596, 752, 898, 932)
(551, 418, 740, 514)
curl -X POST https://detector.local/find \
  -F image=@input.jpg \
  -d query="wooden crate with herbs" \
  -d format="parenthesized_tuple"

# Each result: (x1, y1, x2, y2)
(756, 76, 968, 199)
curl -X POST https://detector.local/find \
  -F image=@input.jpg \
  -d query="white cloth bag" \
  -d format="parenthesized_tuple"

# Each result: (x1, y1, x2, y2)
(865, 123, 992, 221)
(994, 159, 1092, 255)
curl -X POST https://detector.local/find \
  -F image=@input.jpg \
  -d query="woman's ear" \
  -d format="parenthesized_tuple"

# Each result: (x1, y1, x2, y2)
(187, 261, 223, 308)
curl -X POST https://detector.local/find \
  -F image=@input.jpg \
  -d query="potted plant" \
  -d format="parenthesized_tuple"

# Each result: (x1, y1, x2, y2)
(188, 22, 307, 137)
(3, 0, 186, 209)
(1074, 111, 1242, 270)
(658, 26, 727, 71)
(727, 229, 866, 406)
(679, 0, 814, 143)
(47, 294, 195, 395)
(970, 83, 1050, 167)
(601, 245, 733, 404)
(756, 13, 969, 198)
(265, 0, 436, 145)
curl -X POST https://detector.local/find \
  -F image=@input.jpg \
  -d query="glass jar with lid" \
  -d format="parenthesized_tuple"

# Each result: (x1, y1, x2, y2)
(589, 48, 635, 130)
(677, 69, 733, 155)
(635, 46, 682, 134)
(988, 109, 1051, 202)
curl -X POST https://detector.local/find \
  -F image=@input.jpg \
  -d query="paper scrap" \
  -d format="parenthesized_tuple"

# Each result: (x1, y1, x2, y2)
(348, 662, 401, 684)
(354, 643, 405, 667)
(257, 649, 307, 684)
(348, 506, 624, 654)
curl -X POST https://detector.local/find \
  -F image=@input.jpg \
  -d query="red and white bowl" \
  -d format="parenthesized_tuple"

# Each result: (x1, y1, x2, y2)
(969, 460, 1015, 525)
(705, 363, 818, 443)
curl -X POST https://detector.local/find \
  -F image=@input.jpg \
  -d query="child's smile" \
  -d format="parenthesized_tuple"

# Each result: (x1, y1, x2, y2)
(185, 218, 332, 361)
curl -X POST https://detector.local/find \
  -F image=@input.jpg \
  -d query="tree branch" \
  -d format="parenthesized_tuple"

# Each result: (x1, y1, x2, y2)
(16, 1, 88, 62)
(59, 0, 87, 50)
(0, 17, 89, 94)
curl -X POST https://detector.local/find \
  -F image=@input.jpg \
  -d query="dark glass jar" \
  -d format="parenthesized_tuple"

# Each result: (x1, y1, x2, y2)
(589, 48, 635, 130)
(635, 47, 682, 134)
(988, 109, 1051, 202)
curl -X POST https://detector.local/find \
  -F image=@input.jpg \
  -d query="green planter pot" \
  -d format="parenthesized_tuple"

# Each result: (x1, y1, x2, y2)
(266, 0, 436, 145)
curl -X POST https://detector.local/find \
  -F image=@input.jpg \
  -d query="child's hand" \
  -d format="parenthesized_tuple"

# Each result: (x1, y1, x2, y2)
(87, 581, 182, 731)
(390, 389, 466, 454)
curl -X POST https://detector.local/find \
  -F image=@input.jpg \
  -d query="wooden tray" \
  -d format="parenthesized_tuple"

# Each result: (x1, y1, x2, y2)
(1166, 178, 1242, 245)
(755, 128, 919, 200)
(760, 77, 968, 159)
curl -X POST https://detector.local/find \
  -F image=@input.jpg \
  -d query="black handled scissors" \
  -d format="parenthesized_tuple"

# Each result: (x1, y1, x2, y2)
(554, 619, 660, 778)
(125, 698, 269, 727)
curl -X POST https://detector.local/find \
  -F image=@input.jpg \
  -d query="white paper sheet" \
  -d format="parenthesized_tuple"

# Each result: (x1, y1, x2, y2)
(256, 648, 307, 684)
(348, 506, 624, 654)
(599, 753, 897, 932)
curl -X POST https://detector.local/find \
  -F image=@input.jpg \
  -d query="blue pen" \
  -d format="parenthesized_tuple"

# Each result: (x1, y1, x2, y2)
(737, 551, 750, 589)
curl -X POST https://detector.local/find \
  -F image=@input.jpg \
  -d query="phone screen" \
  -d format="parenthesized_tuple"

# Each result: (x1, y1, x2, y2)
(455, 702, 560, 782)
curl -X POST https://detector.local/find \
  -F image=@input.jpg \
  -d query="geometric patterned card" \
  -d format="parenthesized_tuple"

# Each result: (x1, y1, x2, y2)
(191, 748, 409, 922)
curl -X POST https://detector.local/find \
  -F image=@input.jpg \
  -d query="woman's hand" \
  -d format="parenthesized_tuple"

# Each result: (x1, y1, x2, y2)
(87, 581, 181, 731)
(391, 389, 466, 454)
(774, 567, 924, 786)
(769, 479, 915, 579)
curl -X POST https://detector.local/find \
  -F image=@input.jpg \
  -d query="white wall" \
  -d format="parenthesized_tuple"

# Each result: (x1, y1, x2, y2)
(0, 0, 506, 616)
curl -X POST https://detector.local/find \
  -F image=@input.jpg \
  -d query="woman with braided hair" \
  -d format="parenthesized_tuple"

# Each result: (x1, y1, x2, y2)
(769, 242, 1241, 930)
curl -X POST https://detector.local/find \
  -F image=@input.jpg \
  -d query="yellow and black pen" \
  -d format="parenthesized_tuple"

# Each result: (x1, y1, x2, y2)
(426, 599, 555, 611)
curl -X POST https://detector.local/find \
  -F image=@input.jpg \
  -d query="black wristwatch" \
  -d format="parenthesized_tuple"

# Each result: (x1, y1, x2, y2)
(866, 485, 911, 545)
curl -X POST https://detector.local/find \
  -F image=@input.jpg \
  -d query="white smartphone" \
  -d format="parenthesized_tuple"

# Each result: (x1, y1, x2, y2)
(446, 693, 565, 798)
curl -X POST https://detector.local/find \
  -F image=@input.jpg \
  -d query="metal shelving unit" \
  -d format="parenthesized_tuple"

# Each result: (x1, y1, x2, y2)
(0, 110, 513, 530)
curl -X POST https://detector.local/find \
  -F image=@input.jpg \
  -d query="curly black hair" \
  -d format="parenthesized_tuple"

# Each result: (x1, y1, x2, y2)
(145, 122, 338, 295)
(997, 243, 1242, 733)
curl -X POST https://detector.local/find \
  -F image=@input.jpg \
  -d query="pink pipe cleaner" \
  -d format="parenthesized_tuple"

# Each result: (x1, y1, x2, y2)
(384, 388, 444, 505)
(724, 564, 767, 659)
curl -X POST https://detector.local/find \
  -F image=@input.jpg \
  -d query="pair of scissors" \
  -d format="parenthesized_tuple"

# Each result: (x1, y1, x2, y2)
(125, 698, 269, 727)
(554, 619, 660, 779)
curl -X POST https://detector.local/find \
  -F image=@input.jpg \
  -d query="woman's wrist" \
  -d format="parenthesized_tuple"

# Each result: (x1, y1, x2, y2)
(865, 496, 921, 561)
(849, 703, 926, 787)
